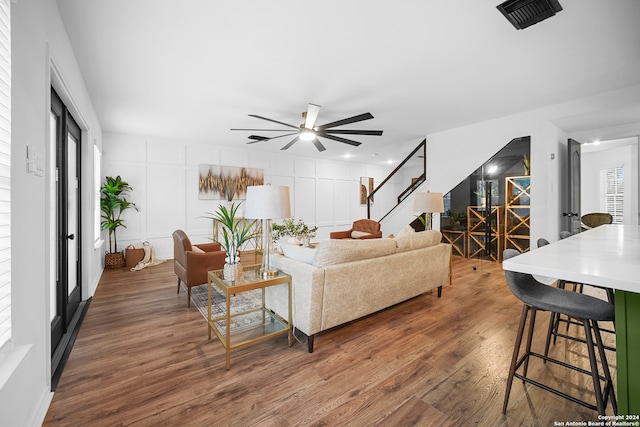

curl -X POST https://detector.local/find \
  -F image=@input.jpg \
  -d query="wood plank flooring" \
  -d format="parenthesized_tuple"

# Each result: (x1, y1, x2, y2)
(43, 256, 617, 426)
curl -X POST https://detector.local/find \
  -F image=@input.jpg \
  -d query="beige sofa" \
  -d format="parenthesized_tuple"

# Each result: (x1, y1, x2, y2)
(266, 228, 451, 352)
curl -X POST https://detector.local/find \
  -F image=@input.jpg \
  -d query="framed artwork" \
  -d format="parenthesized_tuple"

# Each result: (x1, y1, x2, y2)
(360, 177, 374, 205)
(198, 165, 264, 200)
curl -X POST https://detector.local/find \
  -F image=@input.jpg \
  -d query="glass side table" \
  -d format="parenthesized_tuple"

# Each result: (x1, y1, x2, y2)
(207, 264, 292, 370)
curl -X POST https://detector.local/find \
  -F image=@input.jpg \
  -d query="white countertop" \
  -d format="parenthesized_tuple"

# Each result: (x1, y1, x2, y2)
(502, 224, 640, 294)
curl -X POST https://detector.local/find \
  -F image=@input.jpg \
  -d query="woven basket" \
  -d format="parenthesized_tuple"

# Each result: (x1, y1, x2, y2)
(125, 247, 145, 269)
(105, 252, 125, 269)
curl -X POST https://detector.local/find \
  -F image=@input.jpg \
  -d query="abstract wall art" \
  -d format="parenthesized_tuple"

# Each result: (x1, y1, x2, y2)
(360, 177, 374, 205)
(198, 165, 264, 200)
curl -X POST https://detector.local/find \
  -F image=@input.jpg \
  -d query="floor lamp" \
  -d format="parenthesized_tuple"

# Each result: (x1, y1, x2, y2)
(412, 191, 444, 230)
(244, 185, 292, 278)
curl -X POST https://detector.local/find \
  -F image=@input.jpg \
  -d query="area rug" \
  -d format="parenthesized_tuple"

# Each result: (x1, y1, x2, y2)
(182, 282, 263, 333)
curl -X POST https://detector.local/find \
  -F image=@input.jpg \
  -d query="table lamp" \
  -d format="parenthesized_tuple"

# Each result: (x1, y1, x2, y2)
(244, 185, 292, 277)
(412, 191, 444, 230)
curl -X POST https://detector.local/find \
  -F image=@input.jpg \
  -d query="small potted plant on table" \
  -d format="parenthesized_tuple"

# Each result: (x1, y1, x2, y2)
(272, 218, 318, 247)
(205, 202, 257, 281)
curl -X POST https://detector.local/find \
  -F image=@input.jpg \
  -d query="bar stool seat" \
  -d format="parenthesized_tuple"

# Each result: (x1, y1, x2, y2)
(502, 249, 617, 415)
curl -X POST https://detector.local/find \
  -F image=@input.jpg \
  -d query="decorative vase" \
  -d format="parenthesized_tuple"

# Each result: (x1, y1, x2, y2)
(223, 262, 243, 282)
(287, 237, 300, 246)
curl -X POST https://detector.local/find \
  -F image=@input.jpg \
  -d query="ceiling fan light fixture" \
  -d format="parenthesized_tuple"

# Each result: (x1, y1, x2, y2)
(233, 104, 382, 152)
(300, 129, 316, 141)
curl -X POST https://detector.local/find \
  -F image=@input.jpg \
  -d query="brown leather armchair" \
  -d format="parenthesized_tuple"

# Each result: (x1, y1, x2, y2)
(173, 229, 226, 307)
(330, 219, 383, 239)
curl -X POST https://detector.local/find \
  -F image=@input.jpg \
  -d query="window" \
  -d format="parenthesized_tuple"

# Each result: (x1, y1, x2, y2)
(602, 166, 624, 224)
(0, 0, 11, 351)
(94, 144, 101, 243)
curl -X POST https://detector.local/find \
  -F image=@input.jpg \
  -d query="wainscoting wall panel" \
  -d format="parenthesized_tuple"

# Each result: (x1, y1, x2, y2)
(103, 132, 393, 258)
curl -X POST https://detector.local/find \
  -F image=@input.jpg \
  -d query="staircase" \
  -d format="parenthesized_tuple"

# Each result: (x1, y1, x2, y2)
(362, 139, 427, 235)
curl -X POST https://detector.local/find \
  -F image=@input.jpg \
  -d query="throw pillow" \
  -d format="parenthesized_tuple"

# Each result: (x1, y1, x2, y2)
(394, 225, 416, 252)
(397, 224, 416, 237)
(282, 244, 316, 264)
(351, 230, 371, 239)
(191, 245, 205, 253)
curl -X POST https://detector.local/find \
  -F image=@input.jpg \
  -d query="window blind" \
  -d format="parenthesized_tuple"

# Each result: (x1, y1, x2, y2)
(94, 144, 101, 243)
(602, 166, 624, 224)
(0, 0, 11, 350)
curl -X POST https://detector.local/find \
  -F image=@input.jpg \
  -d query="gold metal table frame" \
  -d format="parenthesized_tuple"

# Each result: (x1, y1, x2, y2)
(207, 264, 292, 370)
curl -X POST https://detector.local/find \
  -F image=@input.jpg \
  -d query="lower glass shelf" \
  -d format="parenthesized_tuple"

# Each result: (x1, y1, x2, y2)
(210, 308, 289, 349)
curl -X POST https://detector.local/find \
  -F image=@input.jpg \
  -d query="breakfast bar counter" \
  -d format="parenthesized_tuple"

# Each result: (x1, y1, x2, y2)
(502, 224, 640, 414)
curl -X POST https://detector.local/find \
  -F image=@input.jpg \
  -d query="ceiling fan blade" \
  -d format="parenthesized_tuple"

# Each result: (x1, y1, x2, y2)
(247, 132, 298, 144)
(247, 135, 270, 142)
(304, 103, 321, 129)
(311, 138, 326, 152)
(281, 136, 299, 150)
(317, 133, 362, 147)
(231, 128, 296, 132)
(250, 132, 297, 140)
(316, 113, 374, 130)
(248, 114, 299, 129)
(324, 129, 383, 136)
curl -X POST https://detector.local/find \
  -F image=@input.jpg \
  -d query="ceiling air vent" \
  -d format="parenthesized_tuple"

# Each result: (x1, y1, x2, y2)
(497, 0, 563, 30)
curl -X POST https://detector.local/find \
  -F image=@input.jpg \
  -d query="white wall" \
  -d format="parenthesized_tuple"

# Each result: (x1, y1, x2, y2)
(105, 81, 640, 262)
(1, 1, 103, 426)
(102, 133, 395, 259)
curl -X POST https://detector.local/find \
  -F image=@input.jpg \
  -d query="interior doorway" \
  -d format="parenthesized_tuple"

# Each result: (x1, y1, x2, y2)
(580, 136, 639, 226)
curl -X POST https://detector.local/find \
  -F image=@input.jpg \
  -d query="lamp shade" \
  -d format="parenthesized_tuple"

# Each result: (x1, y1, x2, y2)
(412, 191, 444, 213)
(244, 185, 291, 219)
(279, 186, 292, 219)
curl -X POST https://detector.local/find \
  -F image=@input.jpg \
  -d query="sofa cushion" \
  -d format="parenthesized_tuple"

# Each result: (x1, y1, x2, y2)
(282, 244, 316, 264)
(395, 227, 442, 252)
(313, 238, 397, 267)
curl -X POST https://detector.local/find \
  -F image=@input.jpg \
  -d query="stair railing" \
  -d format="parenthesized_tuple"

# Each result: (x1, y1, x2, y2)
(366, 139, 426, 222)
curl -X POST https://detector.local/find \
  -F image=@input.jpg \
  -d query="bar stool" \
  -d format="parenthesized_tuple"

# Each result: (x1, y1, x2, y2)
(502, 249, 616, 415)
(535, 238, 616, 356)
(559, 231, 572, 239)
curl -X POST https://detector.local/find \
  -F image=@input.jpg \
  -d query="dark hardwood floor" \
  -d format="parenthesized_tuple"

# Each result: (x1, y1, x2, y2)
(43, 256, 616, 426)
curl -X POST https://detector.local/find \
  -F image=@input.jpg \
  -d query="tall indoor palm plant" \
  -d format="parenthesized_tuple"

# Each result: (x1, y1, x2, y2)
(101, 176, 138, 266)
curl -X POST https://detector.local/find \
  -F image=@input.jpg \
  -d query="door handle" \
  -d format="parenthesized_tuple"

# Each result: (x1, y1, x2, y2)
(67, 234, 75, 240)
(562, 213, 579, 217)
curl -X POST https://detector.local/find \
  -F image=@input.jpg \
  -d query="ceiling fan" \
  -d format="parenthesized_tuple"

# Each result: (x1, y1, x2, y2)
(231, 103, 383, 152)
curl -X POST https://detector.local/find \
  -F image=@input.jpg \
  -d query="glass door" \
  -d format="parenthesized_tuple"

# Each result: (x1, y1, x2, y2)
(50, 87, 82, 380)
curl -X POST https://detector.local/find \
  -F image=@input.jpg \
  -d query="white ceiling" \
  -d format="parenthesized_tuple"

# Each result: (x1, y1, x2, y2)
(55, 0, 640, 165)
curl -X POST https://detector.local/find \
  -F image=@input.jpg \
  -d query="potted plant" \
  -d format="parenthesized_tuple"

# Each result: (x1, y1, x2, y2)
(100, 175, 138, 268)
(204, 201, 257, 280)
(272, 218, 318, 247)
